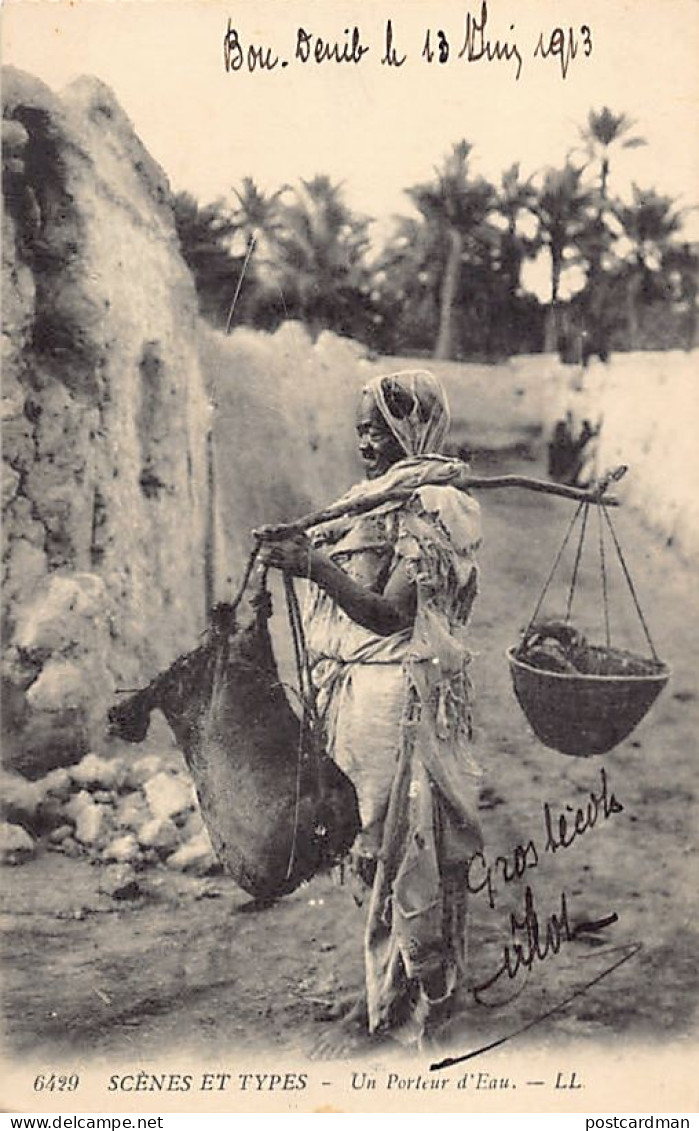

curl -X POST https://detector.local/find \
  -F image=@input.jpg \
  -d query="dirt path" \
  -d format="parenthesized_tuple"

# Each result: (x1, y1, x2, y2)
(2, 454, 698, 1076)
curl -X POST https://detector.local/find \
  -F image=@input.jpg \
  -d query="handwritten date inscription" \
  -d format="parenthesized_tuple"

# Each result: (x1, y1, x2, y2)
(222, 4, 594, 81)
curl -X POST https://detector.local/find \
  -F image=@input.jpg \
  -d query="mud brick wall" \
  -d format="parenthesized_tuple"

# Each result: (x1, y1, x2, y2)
(2, 69, 212, 777)
(199, 322, 370, 591)
(542, 350, 699, 561)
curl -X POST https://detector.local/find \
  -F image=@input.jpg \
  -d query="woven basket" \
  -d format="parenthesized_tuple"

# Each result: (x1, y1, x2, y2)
(507, 648, 670, 757)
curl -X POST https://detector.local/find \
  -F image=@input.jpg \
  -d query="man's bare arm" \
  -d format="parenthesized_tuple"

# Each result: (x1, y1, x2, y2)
(256, 533, 415, 637)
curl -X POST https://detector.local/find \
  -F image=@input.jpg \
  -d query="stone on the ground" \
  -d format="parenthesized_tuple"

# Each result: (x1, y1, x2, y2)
(122, 755, 164, 791)
(65, 791, 104, 845)
(93, 789, 115, 805)
(165, 830, 218, 876)
(102, 833, 141, 864)
(48, 824, 73, 845)
(70, 752, 125, 791)
(113, 793, 151, 833)
(0, 770, 44, 829)
(39, 767, 73, 800)
(64, 789, 92, 822)
(1, 770, 72, 836)
(0, 822, 36, 864)
(34, 794, 70, 836)
(99, 864, 143, 901)
(137, 817, 180, 855)
(144, 771, 196, 822)
(76, 806, 105, 846)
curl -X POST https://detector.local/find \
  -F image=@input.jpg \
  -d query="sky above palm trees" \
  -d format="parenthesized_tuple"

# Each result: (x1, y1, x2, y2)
(4, 0, 698, 272)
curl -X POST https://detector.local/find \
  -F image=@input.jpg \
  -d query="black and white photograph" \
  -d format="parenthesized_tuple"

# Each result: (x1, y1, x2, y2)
(1, 0, 698, 1115)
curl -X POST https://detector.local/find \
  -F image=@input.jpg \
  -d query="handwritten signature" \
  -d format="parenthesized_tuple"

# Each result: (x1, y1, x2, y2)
(472, 885, 618, 1004)
(430, 765, 632, 1068)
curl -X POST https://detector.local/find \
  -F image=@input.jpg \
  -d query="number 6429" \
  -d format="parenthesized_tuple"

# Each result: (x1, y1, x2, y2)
(33, 1074, 80, 1092)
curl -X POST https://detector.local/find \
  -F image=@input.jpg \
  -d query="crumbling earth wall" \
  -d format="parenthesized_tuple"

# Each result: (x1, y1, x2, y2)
(2, 69, 212, 777)
(542, 350, 699, 561)
(199, 322, 371, 591)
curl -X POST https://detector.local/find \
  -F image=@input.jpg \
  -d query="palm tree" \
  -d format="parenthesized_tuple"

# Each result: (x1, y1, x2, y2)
(406, 141, 495, 359)
(230, 176, 288, 259)
(614, 185, 683, 347)
(225, 177, 289, 330)
(530, 164, 594, 351)
(491, 163, 539, 355)
(497, 163, 537, 298)
(172, 192, 239, 326)
(371, 214, 445, 353)
(271, 175, 372, 337)
(573, 109, 647, 357)
(577, 107, 646, 203)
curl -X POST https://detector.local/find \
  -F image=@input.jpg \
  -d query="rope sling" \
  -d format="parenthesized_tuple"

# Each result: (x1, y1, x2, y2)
(226, 542, 327, 881)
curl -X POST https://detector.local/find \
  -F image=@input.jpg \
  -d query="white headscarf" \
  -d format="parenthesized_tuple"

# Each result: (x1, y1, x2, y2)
(362, 370, 451, 457)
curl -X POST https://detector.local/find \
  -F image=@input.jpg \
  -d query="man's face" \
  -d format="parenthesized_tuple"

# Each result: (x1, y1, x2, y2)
(355, 393, 405, 480)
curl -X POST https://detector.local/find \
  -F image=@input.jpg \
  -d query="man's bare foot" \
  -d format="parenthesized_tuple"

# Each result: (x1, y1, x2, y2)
(308, 989, 374, 1061)
(309, 1016, 383, 1062)
(311, 990, 368, 1025)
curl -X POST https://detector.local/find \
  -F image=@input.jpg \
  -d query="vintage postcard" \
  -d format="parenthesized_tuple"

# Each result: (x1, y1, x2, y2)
(1, 0, 698, 1117)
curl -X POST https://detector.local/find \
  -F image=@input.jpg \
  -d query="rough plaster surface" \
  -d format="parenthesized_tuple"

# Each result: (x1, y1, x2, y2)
(2, 69, 211, 775)
(543, 350, 699, 561)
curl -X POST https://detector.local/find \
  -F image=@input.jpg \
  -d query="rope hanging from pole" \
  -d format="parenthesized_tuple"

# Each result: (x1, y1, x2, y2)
(225, 233, 257, 336)
(522, 501, 585, 638)
(598, 501, 611, 648)
(282, 573, 325, 880)
(565, 502, 590, 624)
(601, 504, 660, 662)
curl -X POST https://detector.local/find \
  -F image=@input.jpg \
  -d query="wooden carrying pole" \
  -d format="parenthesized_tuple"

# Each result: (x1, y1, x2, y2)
(255, 466, 627, 542)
